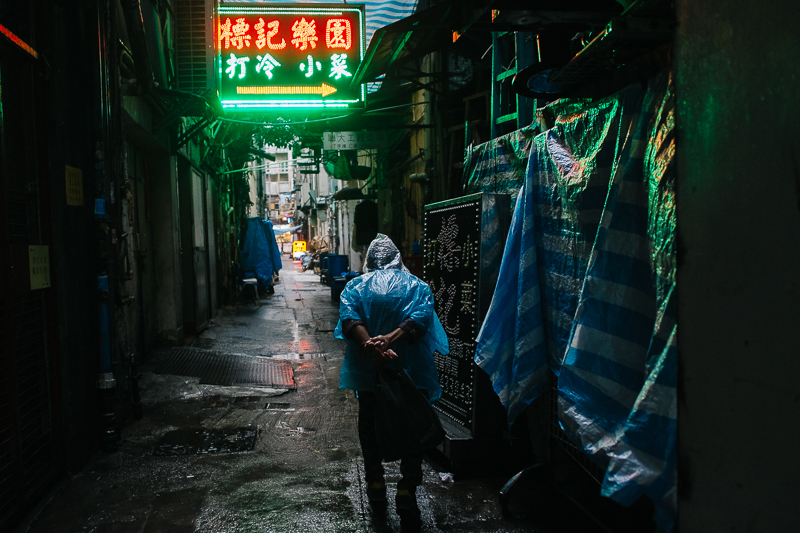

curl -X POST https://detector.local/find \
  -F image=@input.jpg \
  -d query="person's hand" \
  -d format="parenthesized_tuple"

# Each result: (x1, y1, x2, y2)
(362, 339, 385, 363)
(368, 335, 390, 352)
(369, 346, 398, 367)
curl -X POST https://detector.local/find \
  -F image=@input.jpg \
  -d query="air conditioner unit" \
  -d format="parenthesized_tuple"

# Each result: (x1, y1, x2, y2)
(176, 0, 215, 93)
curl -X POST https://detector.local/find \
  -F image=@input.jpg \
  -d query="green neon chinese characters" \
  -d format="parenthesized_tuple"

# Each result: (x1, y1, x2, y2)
(230, 52, 348, 81)
(256, 54, 281, 79)
(300, 55, 322, 77)
(330, 53, 351, 79)
(225, 53, 250, 79)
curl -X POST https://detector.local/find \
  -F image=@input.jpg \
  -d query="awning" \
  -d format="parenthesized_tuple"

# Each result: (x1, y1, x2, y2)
(273, 225, 303, 235)
(350, 0, 491, 86)
(334, 186, 367, 201)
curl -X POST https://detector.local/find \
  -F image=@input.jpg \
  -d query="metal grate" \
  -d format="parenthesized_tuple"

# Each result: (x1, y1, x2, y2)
(0, 297, 14, 523)
(548, 371, 605, 484)
(0, 292, 56, 528)
(0, 43, 56, 531)
(176, 0, 212, 93)
(155, 349, 296, 389)
(13, 292, 55, 495)
(3, 52, 40, 244)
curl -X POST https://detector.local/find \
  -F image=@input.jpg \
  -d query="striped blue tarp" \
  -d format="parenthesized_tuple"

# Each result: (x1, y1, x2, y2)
(360, 0, 418, 92)
(475, 70, 676, 530)
(463, 126, 538, 201)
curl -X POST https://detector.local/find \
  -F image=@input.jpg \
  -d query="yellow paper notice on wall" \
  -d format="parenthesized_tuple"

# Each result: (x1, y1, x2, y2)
(66, 165, 83, 206)
(29, 245, 51, 290)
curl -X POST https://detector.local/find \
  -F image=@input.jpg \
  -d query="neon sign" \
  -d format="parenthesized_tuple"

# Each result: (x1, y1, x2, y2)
(217, 3, 365, 110)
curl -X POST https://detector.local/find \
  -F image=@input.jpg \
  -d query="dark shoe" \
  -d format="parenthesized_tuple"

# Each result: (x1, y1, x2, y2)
(396, 487, 421, 532)
(366, 480, 387, 507)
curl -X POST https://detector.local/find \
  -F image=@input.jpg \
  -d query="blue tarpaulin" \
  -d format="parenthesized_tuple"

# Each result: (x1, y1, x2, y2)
(474, 71, 676, 530)
(462, 126, 537, 202)
(261, 220, 283, 274)
(273, 224, 303, 235)
(240, 217, 277, 290)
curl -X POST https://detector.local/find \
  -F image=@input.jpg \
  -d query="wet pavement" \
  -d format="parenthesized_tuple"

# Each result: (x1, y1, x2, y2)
(15, 256, 613, 533)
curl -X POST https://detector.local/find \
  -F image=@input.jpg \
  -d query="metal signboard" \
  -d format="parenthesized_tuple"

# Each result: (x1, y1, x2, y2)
(424, 193, 510, 438)
(217, 3, 365, 110)
(322, 130, 388, 151)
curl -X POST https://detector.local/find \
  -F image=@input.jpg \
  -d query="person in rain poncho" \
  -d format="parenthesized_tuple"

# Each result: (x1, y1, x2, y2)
(335, 234, 448, 527)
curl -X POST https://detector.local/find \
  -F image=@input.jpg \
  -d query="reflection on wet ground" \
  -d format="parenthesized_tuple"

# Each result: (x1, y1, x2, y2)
(153, 427, 258, 456)
(18, 256, 629, 533)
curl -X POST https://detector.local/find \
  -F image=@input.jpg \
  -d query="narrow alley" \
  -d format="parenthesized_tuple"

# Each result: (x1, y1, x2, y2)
(15, 255, 621, 533)
(3, 1, 798, 532)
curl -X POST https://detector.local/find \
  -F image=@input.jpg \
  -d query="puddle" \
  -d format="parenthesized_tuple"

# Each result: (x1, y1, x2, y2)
(153, 427, 258, 456)
(264, 402, 291, 410)
(259, 353, 328, 360)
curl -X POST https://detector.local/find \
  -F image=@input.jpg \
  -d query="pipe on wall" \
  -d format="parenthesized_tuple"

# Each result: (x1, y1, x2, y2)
(96, 0, 119, 452)
(120, 0, 155, 95)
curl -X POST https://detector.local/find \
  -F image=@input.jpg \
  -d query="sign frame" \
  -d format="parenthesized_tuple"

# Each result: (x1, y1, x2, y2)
(423, 193, 511, 438)
(322, 130, 389, 151)
(217, 3, 366, 111)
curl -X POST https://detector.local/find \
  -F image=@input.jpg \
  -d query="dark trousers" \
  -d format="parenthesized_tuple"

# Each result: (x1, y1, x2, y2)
(357, 391, 423, 489)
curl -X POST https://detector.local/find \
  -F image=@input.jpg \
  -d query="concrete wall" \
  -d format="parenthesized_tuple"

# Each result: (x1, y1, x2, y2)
(675, 1, 800, 531)
(151, 155, 183, 343)
(336, 199, 363, 271)
(122, 108, 183, 346)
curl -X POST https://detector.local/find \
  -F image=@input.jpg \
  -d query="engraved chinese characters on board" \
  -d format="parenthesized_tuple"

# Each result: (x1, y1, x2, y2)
(424, 200, 481, 428)
(428, 213, 477, 336)
(433, 338, 474, 420)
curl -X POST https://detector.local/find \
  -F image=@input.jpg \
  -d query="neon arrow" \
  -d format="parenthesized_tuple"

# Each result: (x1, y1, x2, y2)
(237, 83, 338, 97)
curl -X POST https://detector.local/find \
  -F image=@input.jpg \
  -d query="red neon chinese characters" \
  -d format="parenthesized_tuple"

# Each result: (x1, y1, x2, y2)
(219, 18, 233, 49)
(255, 19, 286, 50)
(230, 18, 251, 49)
(325, 19, 352, 50)
(267, 20, 287, 50)
(291, 18, 318, 50)
(254, 18, 266, 49)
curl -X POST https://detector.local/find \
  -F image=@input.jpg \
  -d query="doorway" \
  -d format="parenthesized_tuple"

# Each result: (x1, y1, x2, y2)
(178, 158, 211, 342)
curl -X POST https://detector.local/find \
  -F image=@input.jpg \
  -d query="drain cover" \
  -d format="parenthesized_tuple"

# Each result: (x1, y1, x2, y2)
(153, 427, 257, 456)
(154, 349, 296, 389)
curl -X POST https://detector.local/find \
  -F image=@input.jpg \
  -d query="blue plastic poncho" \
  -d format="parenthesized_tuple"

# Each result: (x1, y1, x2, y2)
(335, 235, 448, 403)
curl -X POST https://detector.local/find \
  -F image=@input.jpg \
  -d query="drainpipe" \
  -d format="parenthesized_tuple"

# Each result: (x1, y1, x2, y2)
(97, 275, 117, 450)
(119, 0, 153, 425)
(120, 0, 154, 96)
(96, 0, 119, 452)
